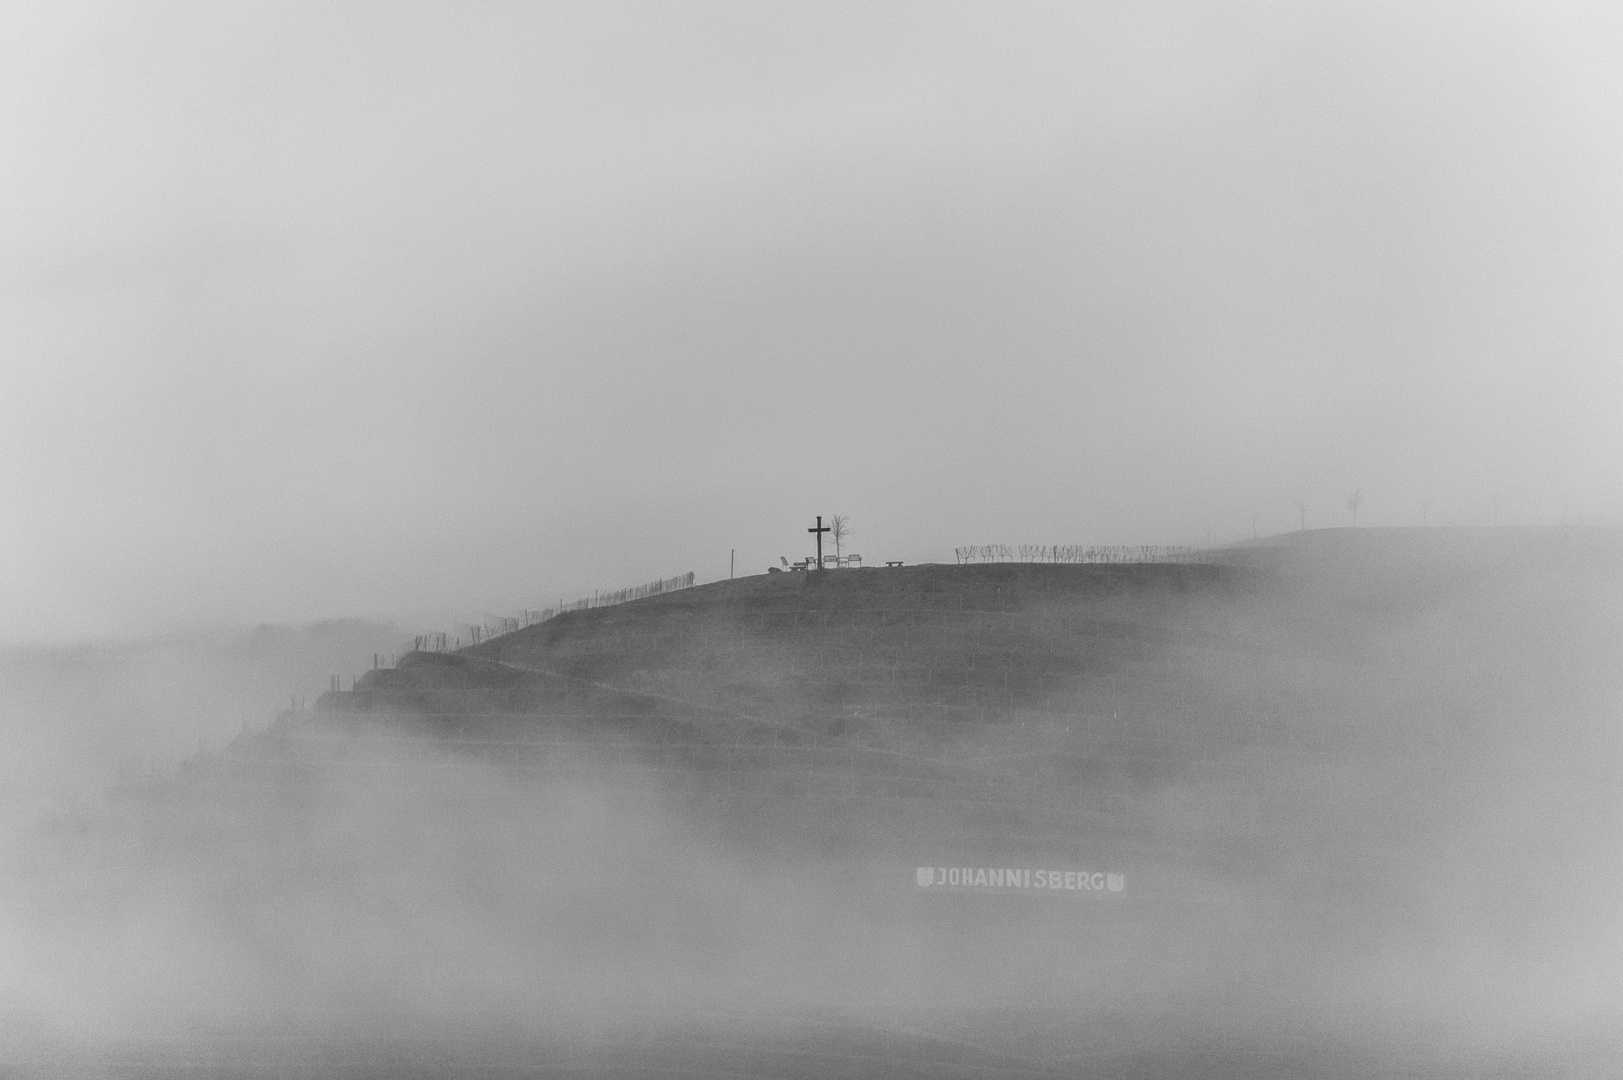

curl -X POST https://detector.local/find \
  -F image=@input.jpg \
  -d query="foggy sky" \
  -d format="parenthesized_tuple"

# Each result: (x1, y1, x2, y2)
(4, 2, 1621, 642)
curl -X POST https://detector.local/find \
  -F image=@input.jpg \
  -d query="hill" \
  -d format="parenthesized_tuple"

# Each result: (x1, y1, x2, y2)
(6, 527, 1620, 1077)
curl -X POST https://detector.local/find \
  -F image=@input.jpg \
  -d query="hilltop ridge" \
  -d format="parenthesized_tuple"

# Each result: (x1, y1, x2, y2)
(322, 525, 1612, 753)
(459, 560, 1235, 734)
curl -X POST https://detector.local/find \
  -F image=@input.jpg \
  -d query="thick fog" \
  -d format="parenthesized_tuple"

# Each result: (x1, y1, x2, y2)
(0, 620, 403, 839)
(0, 531, 1619, 1075)
(3, 2, 1622, 1075)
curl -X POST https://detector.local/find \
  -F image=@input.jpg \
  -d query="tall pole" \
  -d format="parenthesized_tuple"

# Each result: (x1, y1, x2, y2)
(730, 549, 735, 579)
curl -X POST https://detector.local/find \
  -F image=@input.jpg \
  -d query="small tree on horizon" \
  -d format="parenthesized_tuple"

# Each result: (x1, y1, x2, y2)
(1347, 489, 1364, 526)
(1296, 500, 1308, 531)
(829, 514, 852, 559)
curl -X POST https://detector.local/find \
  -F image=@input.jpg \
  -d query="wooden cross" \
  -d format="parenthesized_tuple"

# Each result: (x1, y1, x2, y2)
(808, 515, 830, 569)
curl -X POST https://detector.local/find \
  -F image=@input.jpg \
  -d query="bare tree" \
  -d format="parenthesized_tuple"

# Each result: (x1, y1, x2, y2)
(829, 513, 852, 559)
(1347, 489, 1364, 526)
(1295, 500, 1308, 531)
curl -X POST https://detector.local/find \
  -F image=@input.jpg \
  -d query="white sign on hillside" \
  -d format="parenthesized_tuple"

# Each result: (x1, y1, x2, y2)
(915, 866, 1125, 895)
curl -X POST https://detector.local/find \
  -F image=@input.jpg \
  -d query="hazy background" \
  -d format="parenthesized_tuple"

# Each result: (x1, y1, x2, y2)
(3, 0, 1622, 642)
(0, 620, 403, 834)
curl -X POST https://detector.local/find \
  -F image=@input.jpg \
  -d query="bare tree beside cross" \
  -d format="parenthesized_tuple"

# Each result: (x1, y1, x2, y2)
(829, 514, 851, 560)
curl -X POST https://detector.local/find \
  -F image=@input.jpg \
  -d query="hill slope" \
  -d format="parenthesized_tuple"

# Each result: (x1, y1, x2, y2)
(7, 527, 1620, 1077)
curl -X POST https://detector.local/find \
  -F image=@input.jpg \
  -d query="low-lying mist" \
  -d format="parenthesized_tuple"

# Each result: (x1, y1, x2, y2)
(2, 530, 1620, 1077)
(0, 620, 405, 832)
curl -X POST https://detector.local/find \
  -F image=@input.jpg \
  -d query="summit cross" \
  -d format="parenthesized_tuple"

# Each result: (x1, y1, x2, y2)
(808, 515, 831, 570)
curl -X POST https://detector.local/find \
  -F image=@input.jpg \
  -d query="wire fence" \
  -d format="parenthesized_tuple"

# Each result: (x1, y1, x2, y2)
(413, 572, 697, 653)
(954, 544, 1203, 565)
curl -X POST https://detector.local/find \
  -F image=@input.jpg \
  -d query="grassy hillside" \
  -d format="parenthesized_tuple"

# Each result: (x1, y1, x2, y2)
(466, 561, 1233, 735)
(6, 527, 1620, 1076)
(331, 532, 1524, 768)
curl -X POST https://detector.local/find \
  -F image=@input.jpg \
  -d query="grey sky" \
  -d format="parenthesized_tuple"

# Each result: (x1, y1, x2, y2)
(3, 2, 1620, 641)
